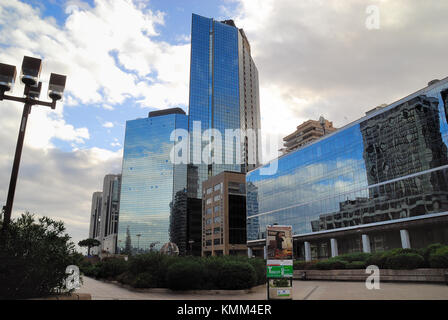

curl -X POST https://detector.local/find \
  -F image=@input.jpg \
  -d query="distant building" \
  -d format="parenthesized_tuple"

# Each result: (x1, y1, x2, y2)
(88, 191, 102, 255)
(99, 174, 121, 255)
(281, 118, 338, 154)
(202, 171, 247, 256)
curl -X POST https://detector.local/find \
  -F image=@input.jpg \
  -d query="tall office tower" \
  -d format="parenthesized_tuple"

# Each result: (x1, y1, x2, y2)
(117, 108, 189, 254)
(187, 14, 261, 199)
(99, 174, 121, 254)
(88, 191, 102, 255)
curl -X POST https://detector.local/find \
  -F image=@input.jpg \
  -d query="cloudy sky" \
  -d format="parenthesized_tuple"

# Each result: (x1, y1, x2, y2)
(0, 0, 447, 248)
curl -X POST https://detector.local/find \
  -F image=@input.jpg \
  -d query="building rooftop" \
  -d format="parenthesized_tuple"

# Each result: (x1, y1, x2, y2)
(148, 107, 186, 118)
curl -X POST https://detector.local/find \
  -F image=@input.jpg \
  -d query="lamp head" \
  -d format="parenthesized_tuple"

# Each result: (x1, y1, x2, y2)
(0, 63, 17, 94)
(20, 56, 42, 86)
(25, 81, 42, 100)
(48, 73, 67, 101)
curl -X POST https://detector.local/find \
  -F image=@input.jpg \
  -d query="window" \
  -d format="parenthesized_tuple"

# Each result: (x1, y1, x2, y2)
(214, 216, 221, 223)
(206, 240, 212, 246)
(206, 187, 212, 194)
(214, 227, 220, 234)
(214, 194, 221, 202)
(206, 198, 212, 205)
(214, 238, 220, 245)
(214, 183, 221, 192)
(206, 208, 212, 215)
(214, 206, 220, 213)
(206, 218, 212, 225)
(205, 229, 212, 236)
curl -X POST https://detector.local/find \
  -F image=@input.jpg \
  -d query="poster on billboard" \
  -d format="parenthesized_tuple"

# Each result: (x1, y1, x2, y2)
(266, 225, 293, 260)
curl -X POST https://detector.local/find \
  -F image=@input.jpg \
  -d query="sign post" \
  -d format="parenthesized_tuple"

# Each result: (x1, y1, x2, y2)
(266, 225, 293, 300)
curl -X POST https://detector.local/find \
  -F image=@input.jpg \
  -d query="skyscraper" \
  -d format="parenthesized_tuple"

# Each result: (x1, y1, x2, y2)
(187, 14, 261, 198)
(99, 174, 121, 254)
(117, 108, 188, 254)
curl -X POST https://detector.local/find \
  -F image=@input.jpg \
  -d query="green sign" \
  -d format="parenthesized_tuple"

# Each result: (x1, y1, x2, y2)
(266, 265, 293, 278)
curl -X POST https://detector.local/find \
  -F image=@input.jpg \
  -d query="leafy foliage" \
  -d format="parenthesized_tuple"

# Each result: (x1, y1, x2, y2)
(0, 213, 79, 299)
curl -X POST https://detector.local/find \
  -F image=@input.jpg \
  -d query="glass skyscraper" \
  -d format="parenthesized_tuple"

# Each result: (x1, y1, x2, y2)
(187, 14, 261, 199)
(117, 108, 188, 253)
(247, 78, 448, 260)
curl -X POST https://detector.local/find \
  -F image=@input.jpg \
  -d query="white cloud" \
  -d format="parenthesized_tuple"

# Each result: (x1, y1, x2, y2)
(0, 0, 189, 109)
(102, 121, 114, 128)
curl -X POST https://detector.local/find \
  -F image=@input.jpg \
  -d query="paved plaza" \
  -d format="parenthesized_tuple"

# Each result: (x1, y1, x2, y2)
(76, 276, 448, 300)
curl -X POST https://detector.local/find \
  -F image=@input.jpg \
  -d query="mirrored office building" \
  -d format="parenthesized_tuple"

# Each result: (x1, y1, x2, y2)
(247, 78, 448, 260)
(117, 108, 188, 254)
(187, 14, 261, 199)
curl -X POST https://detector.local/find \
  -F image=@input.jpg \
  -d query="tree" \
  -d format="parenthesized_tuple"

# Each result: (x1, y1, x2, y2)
(0, 212, 79, 299)
(125, 226, 132, 255)
(78, 238, 101, 256)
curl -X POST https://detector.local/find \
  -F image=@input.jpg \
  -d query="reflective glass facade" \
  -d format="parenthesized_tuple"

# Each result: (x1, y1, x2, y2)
(247, 79, 448, 242)
(188, 14, 260, 198)
(117, 113, 188, 253)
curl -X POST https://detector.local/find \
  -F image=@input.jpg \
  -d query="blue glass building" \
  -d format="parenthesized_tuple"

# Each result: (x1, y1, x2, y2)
(247, 78, 448, 260)
(188, 14, 261, 199)
(117, 108, 188, 254)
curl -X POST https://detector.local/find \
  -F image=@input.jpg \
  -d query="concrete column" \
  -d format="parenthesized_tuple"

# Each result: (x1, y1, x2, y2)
(247, 247, 253, 258)
(400, 229, 411, 249)
(304, 241, 311, 262)
(330, 238, 338, 257)
(362, 234, 371, 253)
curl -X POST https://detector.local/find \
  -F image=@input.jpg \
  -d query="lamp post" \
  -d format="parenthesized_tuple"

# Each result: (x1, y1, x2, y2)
(0, 56, 67, 231)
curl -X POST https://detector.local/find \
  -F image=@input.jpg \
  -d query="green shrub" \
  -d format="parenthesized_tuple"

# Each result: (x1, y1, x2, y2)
(429, 246, 448, 268)
(166, 260, 205, 290)
(293, 260, 317, 270)
(128, 252, 177, 287)
(94, 258, 128, 279)
(0, 213, 78, 299)
(422, 244, 446, 267)
(336, 252, 372, 263)
(385, 253, 424, 269)
(346, 261, 367, 269)
(246, 258, 266, 285)
(315, 259, 348, 270)
(214, 261, 257, 290)
(132, 272, 157, 288)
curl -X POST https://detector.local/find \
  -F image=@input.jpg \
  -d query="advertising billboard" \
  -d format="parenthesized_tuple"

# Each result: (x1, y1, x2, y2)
(266, 225, 293, 260)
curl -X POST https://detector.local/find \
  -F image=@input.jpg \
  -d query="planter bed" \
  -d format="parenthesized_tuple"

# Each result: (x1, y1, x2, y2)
(293, 268, 448, 283)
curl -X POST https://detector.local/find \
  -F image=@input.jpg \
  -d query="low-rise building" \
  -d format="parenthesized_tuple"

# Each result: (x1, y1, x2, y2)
(202, 171, 247, 256)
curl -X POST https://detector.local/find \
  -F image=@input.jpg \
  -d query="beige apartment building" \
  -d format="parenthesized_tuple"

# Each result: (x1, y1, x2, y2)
(281, 118, 338, 154)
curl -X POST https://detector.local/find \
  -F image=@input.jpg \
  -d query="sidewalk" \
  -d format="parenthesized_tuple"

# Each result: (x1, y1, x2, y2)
(76, 276, 448, 300)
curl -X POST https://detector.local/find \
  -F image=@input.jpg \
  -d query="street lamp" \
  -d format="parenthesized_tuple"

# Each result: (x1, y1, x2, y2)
(0, 56, 67, 230)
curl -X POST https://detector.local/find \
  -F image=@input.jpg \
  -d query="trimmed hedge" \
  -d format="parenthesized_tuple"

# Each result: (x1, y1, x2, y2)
(294, 244, 448, 270)
(429, 246, 448, 268)
(81, 253, 265, 290)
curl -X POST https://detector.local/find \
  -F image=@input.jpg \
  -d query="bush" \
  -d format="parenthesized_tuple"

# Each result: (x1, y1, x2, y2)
(429, 246, 448, 268)
(94, 258, 128, 279)
(421, 244, 446, 267)
(293, 260, 317, 270)
(166, 260, 205, 290)
(346, 261, 367, 269)
(132, 272, 157, 288)
(214, 261, 257, 290)
(315, 259, 348, 270)
(128, 252, 177, 287)
(0, 213, 78, 299)
(384, 253, 424, 269)
(336, 252, 372, 263)
(246, 258, 266, 285)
